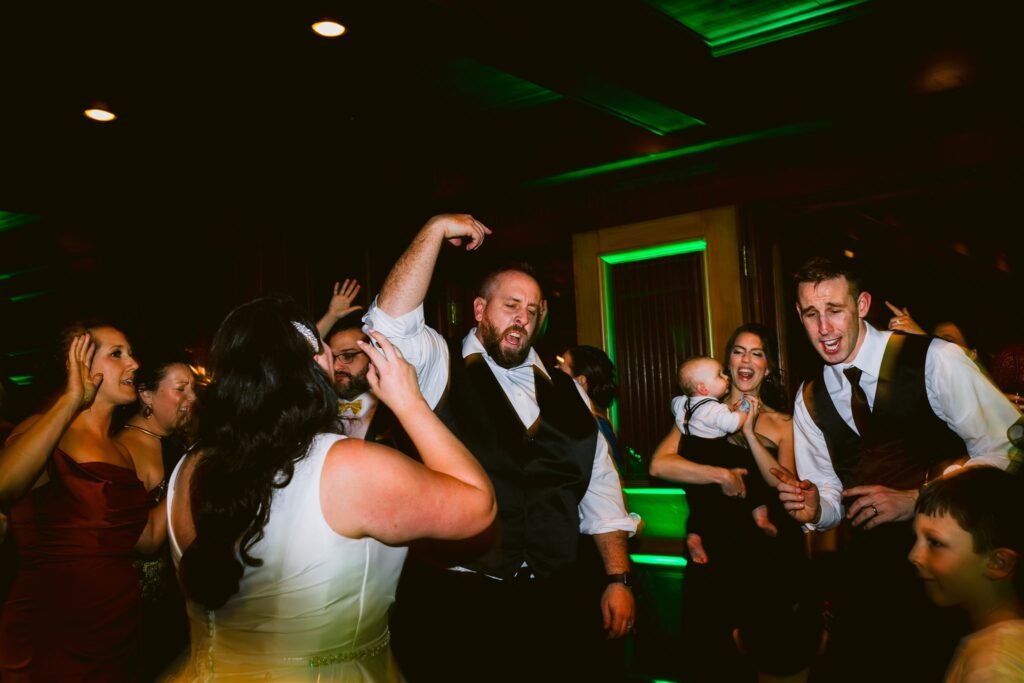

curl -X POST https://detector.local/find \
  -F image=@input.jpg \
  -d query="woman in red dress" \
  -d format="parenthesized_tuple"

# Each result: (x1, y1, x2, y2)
(0, 323, 163, 681)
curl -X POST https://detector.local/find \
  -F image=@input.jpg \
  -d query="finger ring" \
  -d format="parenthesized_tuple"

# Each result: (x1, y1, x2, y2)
(871, 505, 879, 516)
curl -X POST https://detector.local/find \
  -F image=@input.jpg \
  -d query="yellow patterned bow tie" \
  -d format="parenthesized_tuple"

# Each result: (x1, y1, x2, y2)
(337, 399, 363, 416)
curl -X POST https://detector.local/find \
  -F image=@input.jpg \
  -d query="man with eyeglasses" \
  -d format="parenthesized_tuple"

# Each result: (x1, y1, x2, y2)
(317, 281, 399, 443)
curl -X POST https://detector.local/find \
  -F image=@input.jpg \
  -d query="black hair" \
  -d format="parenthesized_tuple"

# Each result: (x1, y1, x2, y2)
(565, 345, 617, 410)
(916, 466, 1022, 557)
(326, 312, 368, 345)
(177, 295, 338, 610)
(792, 256, 863, 302)
(723, 323, 788, 412)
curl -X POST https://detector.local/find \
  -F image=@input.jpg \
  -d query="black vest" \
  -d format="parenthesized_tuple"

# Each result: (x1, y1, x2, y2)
(803, 334, 967, 491)
(436, 348, 598, 579)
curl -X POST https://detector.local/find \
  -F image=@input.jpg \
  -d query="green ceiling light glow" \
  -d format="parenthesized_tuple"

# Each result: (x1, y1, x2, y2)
(630, 554, 688, 568)
(0, 265, 46, 282)
(526, 120, 827, 187)
(9, 290, 54, 303)
(436, 58, 562, 111)
(0, 211, 41, 233)
(570, 76, 704, 136)
(648, 0, 871, 57)
(9, 375, 35, 386)
(7, 348, 42, 358)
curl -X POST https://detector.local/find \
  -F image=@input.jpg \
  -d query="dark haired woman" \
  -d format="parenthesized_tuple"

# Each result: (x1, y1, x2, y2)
(115, 352, 197, 680)
(650, 323, 819, 682)
(0, 325, 165, 681)
(559, 345, 625, 471)
(166, 297, 495, 680)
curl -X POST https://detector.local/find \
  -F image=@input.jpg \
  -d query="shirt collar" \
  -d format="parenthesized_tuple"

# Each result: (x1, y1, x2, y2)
(829, 320, 891, 380)
(338, 390, 375, 419)
(462, 328, 549, 379)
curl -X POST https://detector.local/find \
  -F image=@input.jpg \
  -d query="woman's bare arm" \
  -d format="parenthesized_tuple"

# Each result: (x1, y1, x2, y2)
(648, 426, 747, 498)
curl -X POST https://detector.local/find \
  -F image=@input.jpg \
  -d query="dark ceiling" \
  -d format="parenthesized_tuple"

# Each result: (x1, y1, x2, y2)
(2, 0, 1020, 231)
(0, 0, 1021, 409)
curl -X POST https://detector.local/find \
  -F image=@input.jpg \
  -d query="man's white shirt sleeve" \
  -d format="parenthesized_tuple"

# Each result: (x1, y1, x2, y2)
(363, 298, 449, 409)
(925, 339, 1018, 472)
(793, 385, 845, 530)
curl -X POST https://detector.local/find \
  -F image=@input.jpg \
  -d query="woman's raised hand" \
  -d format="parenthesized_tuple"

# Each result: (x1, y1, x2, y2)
(357, 331, 425, 415)
(66, 334, 102, 408)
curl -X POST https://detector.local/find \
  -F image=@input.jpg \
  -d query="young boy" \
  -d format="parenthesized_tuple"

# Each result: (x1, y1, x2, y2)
(909, 466, 1023, 682)
(671, 356, 775, 564)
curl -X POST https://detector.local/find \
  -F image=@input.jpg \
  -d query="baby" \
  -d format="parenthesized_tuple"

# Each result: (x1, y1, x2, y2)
(672, 356, 775, 564)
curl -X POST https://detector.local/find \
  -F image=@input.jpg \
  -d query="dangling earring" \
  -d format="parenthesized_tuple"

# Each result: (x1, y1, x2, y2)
(142, 404, 154, 419)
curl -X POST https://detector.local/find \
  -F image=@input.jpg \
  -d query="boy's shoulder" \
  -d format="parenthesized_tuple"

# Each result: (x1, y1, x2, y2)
(950, 619, 1024, 682)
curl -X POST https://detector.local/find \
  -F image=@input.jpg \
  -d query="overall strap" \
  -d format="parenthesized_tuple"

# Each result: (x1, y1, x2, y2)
(682, 397, 717, 436)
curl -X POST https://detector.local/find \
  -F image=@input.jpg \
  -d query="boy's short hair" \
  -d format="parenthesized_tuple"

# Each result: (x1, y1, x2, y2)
(677, 356, 716, 395)
(916, 466, 1022, 557)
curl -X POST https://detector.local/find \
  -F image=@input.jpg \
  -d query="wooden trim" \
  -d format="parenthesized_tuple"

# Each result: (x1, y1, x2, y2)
(572, 206, 742, 360)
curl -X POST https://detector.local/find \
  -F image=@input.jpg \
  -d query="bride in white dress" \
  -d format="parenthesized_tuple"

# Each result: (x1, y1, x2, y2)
(165, 296, 496, 681)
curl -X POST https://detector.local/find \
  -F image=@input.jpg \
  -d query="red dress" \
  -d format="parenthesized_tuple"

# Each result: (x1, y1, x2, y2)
(0, 448, 152, 681)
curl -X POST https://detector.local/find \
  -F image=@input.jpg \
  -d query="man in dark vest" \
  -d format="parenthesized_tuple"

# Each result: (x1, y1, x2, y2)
(776, 256, 1019, 682)
(364, 214, 638, 683)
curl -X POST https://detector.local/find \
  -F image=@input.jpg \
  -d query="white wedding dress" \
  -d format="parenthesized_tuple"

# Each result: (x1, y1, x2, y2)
(167, 433, 408, 681)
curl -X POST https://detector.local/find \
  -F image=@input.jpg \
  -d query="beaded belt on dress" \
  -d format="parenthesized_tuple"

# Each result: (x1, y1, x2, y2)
(304, 628, 391, 668)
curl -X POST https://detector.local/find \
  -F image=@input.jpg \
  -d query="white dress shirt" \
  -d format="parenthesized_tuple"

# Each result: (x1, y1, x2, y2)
(671, 395, 742, 439)
(794, 322, 1020, 530)
(364, 299, 638, 537)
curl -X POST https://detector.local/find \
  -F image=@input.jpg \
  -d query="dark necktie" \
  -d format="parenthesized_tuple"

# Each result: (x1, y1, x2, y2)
(843, 366, 871, 435)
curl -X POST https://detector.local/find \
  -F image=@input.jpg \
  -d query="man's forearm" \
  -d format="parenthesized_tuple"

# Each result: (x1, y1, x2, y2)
(592, 530, 631, 574)
(378, 221, 445, 318)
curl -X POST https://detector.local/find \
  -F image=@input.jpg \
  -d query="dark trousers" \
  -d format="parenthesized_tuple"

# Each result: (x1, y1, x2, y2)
(391, 561, 602, 683)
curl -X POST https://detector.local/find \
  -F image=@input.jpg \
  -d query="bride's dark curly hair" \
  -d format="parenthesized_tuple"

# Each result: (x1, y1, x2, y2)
(178, 295, 339, 610)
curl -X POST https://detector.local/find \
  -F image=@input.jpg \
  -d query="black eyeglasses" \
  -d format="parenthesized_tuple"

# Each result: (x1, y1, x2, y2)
(334, 350, 366, 364)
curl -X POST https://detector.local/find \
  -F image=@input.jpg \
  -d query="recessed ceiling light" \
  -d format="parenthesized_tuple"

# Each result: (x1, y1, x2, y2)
(312, 20, 346, 38)
(84, 107, 116, 122)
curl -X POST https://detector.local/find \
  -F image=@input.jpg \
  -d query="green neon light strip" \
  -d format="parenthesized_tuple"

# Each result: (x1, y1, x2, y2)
(600, 240, 707, 430)
(630, 554, 687, 568)
(601, 240, 706, 265)
(0, 211, 42, 233)
(708, 1, 870, 57)
(0, 265, 46, 282)
(8, 375, 35, 386)
(6, 348, 42, 358)
(623, 487, 686, 496)
(601, 261, 619, 432)
(526, 120, 828, 188)
(9, 290, 53, 303)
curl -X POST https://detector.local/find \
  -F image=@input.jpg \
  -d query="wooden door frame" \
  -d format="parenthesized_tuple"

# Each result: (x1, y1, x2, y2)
(572, 206, 743, 362)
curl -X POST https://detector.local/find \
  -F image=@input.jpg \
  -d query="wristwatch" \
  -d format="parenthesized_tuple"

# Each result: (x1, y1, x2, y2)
(606, 572, 633, 588)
